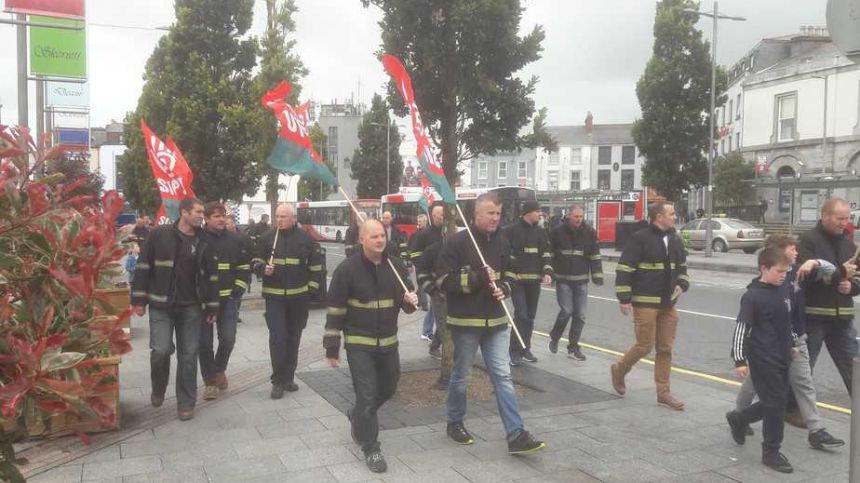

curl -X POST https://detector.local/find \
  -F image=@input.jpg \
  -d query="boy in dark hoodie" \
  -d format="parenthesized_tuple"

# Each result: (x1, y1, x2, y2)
(727, 247, 796, 473)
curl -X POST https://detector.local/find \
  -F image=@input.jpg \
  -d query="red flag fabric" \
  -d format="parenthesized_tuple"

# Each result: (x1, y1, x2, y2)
(140, 120, 195, 224)
(381, 55, 455, 204)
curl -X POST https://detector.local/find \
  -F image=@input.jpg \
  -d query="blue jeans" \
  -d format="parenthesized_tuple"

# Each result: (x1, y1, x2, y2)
(421, 307, 435, 336)
(447, 327, 524, 441)
(550, 282, 588, 349)
(149, 305, 203, 410)
(199, 297, 239, 384)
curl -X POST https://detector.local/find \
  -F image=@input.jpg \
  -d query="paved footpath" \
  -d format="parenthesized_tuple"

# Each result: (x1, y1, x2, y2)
(21, 299, 851, 483)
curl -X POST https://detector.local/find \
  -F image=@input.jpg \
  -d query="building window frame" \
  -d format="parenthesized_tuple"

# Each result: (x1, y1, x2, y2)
(498, 160, 507, 179)
(598, 146, 612, 165)
(478, 161, 488, 179)
(621, 145, 635, 165)
(774, 91, 797, 142)
(597, 169, 611, 190)
(570, 170, 581, 191)
(517, 160, 527, 178)
(621, 169, 634, 191)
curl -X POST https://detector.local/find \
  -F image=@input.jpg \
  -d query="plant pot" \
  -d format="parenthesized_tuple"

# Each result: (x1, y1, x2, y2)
(95, 288, 131, 332)
(2, 357, 121, 438)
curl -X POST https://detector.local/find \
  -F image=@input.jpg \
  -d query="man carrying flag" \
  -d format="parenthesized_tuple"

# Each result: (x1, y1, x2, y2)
(140, 120, 196, 223)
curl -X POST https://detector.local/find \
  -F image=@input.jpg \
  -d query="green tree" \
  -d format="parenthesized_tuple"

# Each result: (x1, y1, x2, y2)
(255, 0, 308, 214)
(632, 0, 726, 203)
(714, 151, 755, 206)
(362, 0, 550, 185)
(119, 0, 261, 214)
(46, 153, 104, 203)
(350, 94, 403, 198)
(523, 107, 558, 153)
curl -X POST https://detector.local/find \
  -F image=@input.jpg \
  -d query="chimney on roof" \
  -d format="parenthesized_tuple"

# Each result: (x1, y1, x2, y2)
(585, 111, 594, 135)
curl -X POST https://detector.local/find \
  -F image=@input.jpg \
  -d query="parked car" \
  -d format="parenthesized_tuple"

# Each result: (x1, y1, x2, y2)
(679, 217, 764, 254)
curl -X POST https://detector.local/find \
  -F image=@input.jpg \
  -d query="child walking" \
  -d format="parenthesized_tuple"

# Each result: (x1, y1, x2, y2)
(727, 247, 796, 473)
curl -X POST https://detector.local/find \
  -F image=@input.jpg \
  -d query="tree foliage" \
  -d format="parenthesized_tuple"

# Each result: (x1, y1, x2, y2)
(362, 0, 548, 184)
(297, 124, 335, 201)
(45, 153, 104, 203)
(714, 151, 755, 206)
(119, 0, 261, 214)
(350, 94, 403, 198)
(632, 0, 726, 203)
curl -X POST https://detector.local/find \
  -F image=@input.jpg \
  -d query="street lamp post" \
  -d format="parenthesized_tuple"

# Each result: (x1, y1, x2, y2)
(685, 2, 746, 257)
(813, 74, 832, 196)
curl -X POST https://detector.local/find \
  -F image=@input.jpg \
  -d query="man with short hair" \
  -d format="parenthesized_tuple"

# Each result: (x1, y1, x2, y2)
(131, 197, 220, 421)
(611, 202, 689, 411)
(226, 214, 252, 324)
(503, 200, 552, 365)
(797, 197, 860, 395)
(199, 202, 251, 400)
(548, 204, 603, 361)
(437, 193, 546, 455)
(381, 210, 408, 260)
(132, 215, 151, 243)
(411, 204, 447, 357)
(253, 203, 325, 399)
(324, 219, 418, 473)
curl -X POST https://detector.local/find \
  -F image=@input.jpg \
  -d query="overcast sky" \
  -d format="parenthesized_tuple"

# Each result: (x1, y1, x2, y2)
(0, 0, 827, 130)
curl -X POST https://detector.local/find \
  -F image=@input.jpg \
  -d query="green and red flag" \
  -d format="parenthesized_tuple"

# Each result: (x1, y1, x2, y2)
(140, 120, 195, 224)
(261, 81, 338, 187)
(382, 54, 455, 205)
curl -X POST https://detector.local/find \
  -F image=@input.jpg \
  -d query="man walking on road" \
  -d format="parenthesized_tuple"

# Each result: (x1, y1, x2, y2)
(131, 197, 220, 421)
(324, 219, 418, 473)
(436, 192, 546, 455)
(797, 197, 859, 395)
(503, 200, 553, 365)
(253, 203, 325, 399)
(381, 210, 409, 260)
(611, 202, 689, 411)
(199, 202, 251, 400)
(547, 204, 603, 361)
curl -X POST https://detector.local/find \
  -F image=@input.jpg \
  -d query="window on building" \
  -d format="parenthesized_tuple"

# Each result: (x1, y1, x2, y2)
(621, 169, 634, 191)
(571, 147, 582, 165)
(598, 146, 611, 165)
(570, 171, 581, 191)
(498, 160, 507, 179)
(548, 153, 559, 166)
(727, 99, 733, 124)
(517, 160, 526, 178)
(776, 93, 797, 141)
(327, 126, 338, 165)
(548, 171, 559, 191)
(621, 146, 635, 164)
(736, 93, 742, 120)
(597, 170, 610, 190)
(478, 162, 488, 179)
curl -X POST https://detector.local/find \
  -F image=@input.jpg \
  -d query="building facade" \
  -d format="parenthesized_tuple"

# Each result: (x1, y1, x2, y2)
(534, 124, 645, 193)
(316, 101, 364, 199)
(712, 27, 860, 223)
(469, 149, 536, 189)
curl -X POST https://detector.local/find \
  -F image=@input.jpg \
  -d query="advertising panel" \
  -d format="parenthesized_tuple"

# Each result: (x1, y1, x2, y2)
(4, 0, 85, 19)
(30, 15, 86, 78)
(46, 81, 89, 108)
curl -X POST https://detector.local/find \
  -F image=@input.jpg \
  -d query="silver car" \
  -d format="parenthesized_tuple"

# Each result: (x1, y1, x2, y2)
(679, 218, 764, 254)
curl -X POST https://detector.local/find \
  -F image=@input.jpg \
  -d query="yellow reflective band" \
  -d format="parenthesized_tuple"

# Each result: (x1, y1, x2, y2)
(251, 258, 266, 265)
(309, 265, 323, 272)
(555, 274, 589, 281)
(523, 247, 538, 254)
(347, 298, 395, 309)
(616, 286, 632, 293)
(235, 264, 251, 271)
(272, 258, 300, 266)
(262, 285, 309, 296)
(308, 281, 319, 289)
(135, 263, 150, 270)
(148, 293, 168, 303)
(589, 255, 601, 261)
(542, 252, 552, 258)
(234, 279, 248, 290)
(324, 328, 341, 337)
(154, 260, 174, 268)
(559, 249, 584, 256)
(410, 251, 423, 259)
(327, 306, 347, 316)
(504, 271, 517, 279)
(219, 289, 233, 297)
(592, 273, 604, 278)
(131, 290, 147, 298)
(632, 295, 662, 304)
(447, 315, 508, 327)
(218, 263, 231, 270)
(209, 275, 218, 282)
(344, 334, 398, 347)
(616, 264, 636, 272)
(638, 262, 677, 270)
(461, 272, 472, 294)
(805, 306, 853, 317)
(513, 273, 541, 280)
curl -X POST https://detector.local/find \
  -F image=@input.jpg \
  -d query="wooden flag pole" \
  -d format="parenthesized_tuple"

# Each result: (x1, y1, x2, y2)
(268, 174, 294, 265)
(454, 203, 526, 350)
(337, 186, 412, 294)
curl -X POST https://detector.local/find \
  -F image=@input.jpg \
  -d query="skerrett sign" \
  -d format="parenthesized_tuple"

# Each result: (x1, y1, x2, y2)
(29, 15, 86, 78)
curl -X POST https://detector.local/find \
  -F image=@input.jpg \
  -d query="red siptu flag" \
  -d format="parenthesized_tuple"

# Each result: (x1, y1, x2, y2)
(140, 120, 195, 224)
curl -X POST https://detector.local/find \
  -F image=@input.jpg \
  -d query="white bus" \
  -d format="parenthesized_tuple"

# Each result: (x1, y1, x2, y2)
(455, 187, 538, 227)
(296, 199, 380, 242)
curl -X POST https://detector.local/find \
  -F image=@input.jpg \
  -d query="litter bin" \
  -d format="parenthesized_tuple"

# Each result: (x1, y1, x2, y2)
(615, 220, 648, 252)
